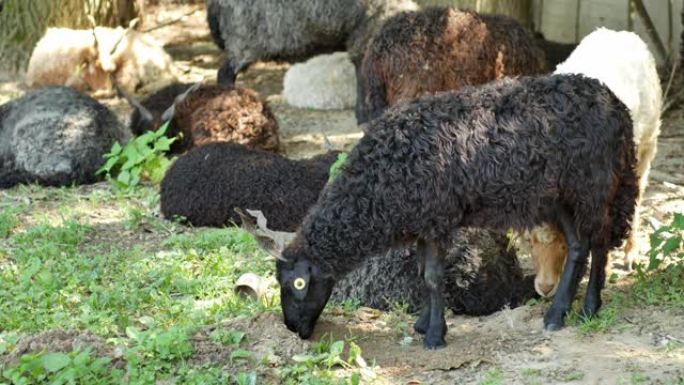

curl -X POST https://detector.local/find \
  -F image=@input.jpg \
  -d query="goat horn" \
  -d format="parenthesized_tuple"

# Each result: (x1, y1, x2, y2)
(87, 15, 99, 51)
(109, 18, 139, 56)
(160, 82, 202, 122)
(112, 75, 155, 124)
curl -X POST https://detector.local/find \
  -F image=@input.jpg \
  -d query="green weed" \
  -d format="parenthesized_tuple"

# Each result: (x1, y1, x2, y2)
(97, 122, 176, 190)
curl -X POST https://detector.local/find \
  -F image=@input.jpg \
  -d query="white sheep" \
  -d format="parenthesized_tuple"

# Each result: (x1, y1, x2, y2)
(26, 26, 178, 93)
(282, 52, 357, 110)
(529, 28, 663, 297)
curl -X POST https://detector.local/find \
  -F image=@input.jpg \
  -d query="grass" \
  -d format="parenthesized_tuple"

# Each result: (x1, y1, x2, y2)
(479, 368, 504, 385)
(0, 183, 372, 384)
(0, 181, 682, 384)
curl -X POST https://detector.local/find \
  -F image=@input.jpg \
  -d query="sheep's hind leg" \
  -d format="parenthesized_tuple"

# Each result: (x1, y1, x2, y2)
(414, 241, 430, 335)
(544, 209, 590, 331)
(582, 244, 608, 318)
(417, 239, 447, 349)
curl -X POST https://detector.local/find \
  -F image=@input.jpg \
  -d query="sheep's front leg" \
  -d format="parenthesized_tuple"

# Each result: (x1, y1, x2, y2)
(583, 244, 608, 318)
(217, 59, 238, 87)
(353, 61, 369, 124)
(416, 239, 447, 349)
(544, 209, 589, 331)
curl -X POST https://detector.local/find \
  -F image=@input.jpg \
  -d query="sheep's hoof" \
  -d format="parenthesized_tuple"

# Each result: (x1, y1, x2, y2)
(581, 299, 601, 319)
(414, 312, 430, 335)
(543, 308, 565, 331)
(423, 334, 446, 350)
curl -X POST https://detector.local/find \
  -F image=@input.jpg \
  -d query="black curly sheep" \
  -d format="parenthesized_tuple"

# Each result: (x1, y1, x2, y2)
(331, 227, 536, 316)
(0, 86, 129, 188)
(276, 74, 638, 349)
(160, 142, 338, 231)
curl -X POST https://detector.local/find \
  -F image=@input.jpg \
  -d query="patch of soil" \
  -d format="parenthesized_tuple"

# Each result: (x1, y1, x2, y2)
(1, 330, 120, 368)
(312, 304, 684, 384)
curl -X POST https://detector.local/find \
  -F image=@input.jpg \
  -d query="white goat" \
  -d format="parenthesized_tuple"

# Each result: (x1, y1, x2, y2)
(26, 26, 178, 93)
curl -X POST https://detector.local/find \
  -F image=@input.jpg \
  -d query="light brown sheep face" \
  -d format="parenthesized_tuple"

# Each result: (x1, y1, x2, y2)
(530, 225, 567, 298)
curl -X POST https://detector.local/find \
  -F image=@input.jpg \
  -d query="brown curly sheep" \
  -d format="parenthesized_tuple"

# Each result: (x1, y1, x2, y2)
(121, 83, 279, 153)
(358, 7, 547, 123)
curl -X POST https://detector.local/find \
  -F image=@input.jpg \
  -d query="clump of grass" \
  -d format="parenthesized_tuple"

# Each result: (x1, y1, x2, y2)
(479, 368, 504, 385)
(0, 207, 21, 238)
(631, 213, 684, 307)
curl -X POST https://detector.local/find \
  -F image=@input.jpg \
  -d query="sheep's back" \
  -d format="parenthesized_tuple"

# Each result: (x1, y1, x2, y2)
(302, 74, 635, 274)
(331, 227, 535, 315)
(175, 85, 280, 152)
(160, 142, 335, 231)
(0, 86, 128, 188)
(363, 7, 546, 107)
(211, 0, 358, 65)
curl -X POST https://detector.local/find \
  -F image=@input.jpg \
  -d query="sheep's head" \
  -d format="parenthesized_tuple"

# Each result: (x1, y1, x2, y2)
(235, 208, 334, 339)
(529, 224, 567, 298)
(276, 250, 335, 339)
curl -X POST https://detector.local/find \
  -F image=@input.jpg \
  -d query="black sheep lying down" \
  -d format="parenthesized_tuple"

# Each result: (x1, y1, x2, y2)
(331, 227, 536, 315)
(275, 74, 638, 349)
(160, 142, 339, 231)
(0, 86, 129, 188)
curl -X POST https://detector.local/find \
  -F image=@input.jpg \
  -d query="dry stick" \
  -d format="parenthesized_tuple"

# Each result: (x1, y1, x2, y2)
(661, 60, 679, 114)
(631, 0, 668, 64)
(141, 8, 199, 34)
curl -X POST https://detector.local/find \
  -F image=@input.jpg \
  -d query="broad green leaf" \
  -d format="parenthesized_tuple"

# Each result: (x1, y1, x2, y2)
(673, 213, 684, 229)
(329, 340, 344, 357)
(96, 156, 119, 175)
(662, 236, 682, 256)
(117, 169, 131, 186)
(108, 141, 123, 156)
(41, 352, 70, 372)
(230, 349, 251, 362)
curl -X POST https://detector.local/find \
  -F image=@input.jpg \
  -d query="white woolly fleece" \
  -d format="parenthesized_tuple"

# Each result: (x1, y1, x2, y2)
(283, 52, 357, 110)
(554, 27, 662, 147)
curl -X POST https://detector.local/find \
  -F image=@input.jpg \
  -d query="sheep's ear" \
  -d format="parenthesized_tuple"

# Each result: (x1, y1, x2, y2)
(160, 82, 202, 122)
(112, 76, 155, 124)
(234, 208, 295, 261)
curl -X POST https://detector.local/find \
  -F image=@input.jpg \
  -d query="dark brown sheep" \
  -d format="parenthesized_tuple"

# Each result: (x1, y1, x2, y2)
(122, 83, 279, 154)
(358, 7, 547, 123)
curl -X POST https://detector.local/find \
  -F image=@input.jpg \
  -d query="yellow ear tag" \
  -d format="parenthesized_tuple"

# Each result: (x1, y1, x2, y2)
(293, 277, 306, 290)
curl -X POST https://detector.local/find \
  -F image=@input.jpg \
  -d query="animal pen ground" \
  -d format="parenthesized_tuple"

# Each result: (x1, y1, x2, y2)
(0, 3, 683, 385)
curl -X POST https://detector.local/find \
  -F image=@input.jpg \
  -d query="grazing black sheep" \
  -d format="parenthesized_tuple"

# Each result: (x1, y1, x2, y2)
(331, 227, 536, 315)
(121, 83, 279, 154)
(205, 0, 417, 86)
(160, 142, 339, 231)
(358, 7, 546, 123)
(275, 74, 638, 349)
(0, 86, 129, 188)
(169, 142, 536, 316)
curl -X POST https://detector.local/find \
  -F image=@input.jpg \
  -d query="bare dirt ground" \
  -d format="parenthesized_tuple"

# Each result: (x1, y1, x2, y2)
(1, 4, 683, 384)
